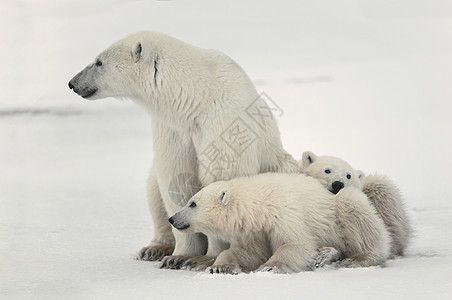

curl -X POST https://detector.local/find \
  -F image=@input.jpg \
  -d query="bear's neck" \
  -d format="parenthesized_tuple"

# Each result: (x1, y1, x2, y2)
(133, 53, 220, 130)
(136, 87, 207, 131)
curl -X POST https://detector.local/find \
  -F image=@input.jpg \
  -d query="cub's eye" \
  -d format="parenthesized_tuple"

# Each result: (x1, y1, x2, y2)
(189, 202, 197, 208)
(324, 169, 331, 174)
(346, 174, 352, 179)
(95, 59, 103, 67)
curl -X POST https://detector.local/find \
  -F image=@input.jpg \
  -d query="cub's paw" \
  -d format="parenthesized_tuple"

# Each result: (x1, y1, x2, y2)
(338, 258, 361, 268)
(136, 245, 174, 261)
(158, 255, 187, 269)
(257, 264, 293, 274)
(313, 247, 340, 268)
(181, 256, 216, 271)
(338, 256, 381, 268)
(206, 264, 241, 275)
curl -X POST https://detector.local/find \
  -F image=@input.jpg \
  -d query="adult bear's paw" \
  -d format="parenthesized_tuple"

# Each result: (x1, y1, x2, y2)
(181, 255, 216, 271)
(158, 255, 186, 269)
(136, 244, 174, 261)
(159, 255, 215, 270)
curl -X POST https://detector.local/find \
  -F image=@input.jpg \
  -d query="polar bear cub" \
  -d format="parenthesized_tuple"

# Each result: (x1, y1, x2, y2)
(299, 151, 363, 194)
(300, 151, 411, 257)
(169, 173, 390, 274)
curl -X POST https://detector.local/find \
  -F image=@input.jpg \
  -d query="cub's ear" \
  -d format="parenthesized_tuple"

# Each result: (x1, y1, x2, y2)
(357, 170, 366, 184)
(357, 170, 365, 180)
(133, 41, 143, 62)
(217, 188, 231, 206)
(301, 151, 317, 169)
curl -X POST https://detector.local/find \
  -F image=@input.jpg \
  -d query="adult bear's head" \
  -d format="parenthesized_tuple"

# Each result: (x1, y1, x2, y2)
(68, 31, 246, 126)
(68, 32, 158, 100)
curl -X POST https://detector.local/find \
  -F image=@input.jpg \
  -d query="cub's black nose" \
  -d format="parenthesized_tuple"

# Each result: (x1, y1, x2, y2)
(331, 181, 344, 194)
(68, 81, 74, 90)
(168, 217, 174, 224)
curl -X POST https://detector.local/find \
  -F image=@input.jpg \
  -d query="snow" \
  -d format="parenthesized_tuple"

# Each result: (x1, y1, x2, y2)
(1, 1, 452, 299)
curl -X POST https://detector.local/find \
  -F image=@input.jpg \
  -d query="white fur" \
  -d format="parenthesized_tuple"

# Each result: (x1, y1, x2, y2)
(300, 151, 411, 257)
(69, 31, 299, 269)
(170, 173, 390, 274)
(362, 174, 412, 257)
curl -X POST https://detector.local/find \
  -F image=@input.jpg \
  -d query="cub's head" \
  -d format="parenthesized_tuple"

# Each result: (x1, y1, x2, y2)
(168, 181, 232, 235)
(68, 32, 157, 100)
(300, 151, 364, 194)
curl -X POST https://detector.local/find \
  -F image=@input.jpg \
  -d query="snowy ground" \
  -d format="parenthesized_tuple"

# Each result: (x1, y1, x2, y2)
(1, 1, 452, 299)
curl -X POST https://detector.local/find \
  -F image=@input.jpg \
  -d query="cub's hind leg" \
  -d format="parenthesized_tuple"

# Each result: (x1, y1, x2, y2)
(335, 187, 390, 267)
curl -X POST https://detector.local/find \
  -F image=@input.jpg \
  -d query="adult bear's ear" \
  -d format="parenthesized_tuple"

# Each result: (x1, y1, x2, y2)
(217, 188, 231, 206)
(301, 151, 317, 169)
(133, 41, 143, 62)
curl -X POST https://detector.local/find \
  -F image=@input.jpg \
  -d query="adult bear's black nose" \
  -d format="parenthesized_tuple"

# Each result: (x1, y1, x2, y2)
(168, 217, 174, 224)
(68, 81, 74, 90)
(331, 181, 344, 194)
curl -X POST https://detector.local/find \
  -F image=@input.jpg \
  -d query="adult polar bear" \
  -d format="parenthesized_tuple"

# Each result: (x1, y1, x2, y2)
(68, 31, 299, 270)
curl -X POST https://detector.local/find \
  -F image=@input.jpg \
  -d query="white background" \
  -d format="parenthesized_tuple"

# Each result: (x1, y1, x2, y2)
(1, 1, 451, 299)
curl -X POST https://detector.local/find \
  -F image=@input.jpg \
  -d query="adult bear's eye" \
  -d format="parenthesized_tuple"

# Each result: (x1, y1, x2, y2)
(189, 202, 197, 208)
(95, 59, 103, 67)
(346, 174, 351, 179)
(325, 169, 331, 174)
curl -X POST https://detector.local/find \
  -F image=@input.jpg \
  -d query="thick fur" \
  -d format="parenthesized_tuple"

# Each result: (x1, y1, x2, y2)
(68, 31, 299, 269)
(300, 151, 411, 257)
(362, 174, 411, 257)
(169, 173, 390, 274)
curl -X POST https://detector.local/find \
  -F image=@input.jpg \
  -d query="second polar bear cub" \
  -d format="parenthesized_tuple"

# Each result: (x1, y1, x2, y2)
(300, 151, 411, 257)
(169, 173, 390, 274)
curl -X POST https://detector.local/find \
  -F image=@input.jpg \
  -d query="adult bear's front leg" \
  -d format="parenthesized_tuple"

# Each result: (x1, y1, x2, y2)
(151, 120, 208, 269)
(156, 180, 209, 269)
(159, 236, 228, 271)
(180, 236, 229, 271)
(159, 230, 208, 269)
(136, 167, 175, 261)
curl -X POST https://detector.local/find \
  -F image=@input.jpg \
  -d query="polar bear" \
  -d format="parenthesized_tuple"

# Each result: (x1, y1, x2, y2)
(68, 31, 299, 270)
(169, 173, 390, 274)
(299, 151, 363, 194)
(300, 151, 411, 257)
